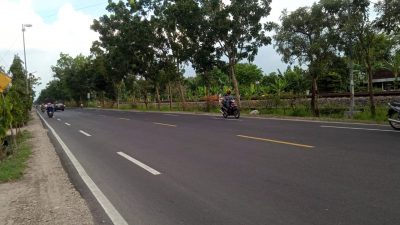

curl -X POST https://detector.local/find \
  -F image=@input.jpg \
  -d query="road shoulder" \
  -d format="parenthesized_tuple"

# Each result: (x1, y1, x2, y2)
(0, 112, 94, 225)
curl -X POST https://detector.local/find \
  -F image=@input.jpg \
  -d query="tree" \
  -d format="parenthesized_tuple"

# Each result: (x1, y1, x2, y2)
(8, 56, 30, 128)
(37, 80, 64, 103)
(385, 51, 400, 89)
(375, 0, 400, 34)
(51, 53, 93, 105)
(351, 0, 392, 117)
(235, 63, 263, 86)
(211, 0, 274, 106)
(91, 1, 138, 108)
(283, 66, 309, 95)
(274, 3, 336, 116)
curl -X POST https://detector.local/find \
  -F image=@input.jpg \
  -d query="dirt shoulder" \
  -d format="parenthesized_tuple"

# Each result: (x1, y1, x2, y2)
(0, 112, 94, 225)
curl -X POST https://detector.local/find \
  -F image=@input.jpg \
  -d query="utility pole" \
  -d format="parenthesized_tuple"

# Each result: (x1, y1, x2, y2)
(22, 24, 32, 99)
(347, 0, 355, 118)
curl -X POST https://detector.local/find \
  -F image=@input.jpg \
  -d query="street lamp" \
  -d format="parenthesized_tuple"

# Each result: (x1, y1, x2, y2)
(22, 24, 32, 95)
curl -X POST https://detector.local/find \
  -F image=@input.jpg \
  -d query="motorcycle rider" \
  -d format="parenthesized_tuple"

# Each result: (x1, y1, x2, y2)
(46, 102, 54, 113)
(222, 89, 234, 110)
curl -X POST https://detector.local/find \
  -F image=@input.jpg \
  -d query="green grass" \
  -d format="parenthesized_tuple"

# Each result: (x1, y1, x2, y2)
(0, 131, 32, 182)
(353, 107, 387, 123)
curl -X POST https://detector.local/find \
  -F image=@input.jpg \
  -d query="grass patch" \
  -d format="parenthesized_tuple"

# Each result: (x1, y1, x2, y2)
(353, 107, 387, 122)
(0, 131, 32, 182)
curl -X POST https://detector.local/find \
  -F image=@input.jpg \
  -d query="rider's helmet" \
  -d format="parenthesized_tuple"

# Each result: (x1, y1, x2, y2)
(226, 89, 231, 95)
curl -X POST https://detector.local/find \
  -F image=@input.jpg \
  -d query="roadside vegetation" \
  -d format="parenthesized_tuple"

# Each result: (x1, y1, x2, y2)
(0, 131, 32, 182)
(1, 56, 38, 178)
(35, 0, 399, 121)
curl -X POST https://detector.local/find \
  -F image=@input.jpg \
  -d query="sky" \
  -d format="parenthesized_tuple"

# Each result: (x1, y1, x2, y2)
(0, 0, 350, 95)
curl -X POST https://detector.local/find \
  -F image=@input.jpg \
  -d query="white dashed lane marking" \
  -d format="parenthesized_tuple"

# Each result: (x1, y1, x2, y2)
(79, 130, 92, 136)
(117, 152, 161, 175)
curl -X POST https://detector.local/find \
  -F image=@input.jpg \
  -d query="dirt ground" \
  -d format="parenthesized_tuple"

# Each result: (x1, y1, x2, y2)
(0, 112, 94, 225)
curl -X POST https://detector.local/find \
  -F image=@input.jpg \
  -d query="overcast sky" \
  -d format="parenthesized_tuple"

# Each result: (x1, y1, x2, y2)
(0, 0, 346, 94)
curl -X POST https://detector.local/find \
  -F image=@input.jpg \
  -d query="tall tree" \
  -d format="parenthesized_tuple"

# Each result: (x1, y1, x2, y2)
(7, 56, 29, 128)
(211, 0, 273, 106)
(274, 3, 336, 116)
(91, 0, 137, 108)
(349, 0, 386, 117)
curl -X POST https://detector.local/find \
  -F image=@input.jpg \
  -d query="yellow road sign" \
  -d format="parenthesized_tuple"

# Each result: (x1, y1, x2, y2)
(0, 72, 12, 93)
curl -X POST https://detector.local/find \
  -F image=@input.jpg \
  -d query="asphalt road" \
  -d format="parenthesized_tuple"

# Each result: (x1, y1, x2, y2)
(39, 108, 400, 225)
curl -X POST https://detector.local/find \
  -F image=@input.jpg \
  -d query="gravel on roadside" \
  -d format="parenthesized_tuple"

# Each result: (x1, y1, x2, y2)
(0, 111, 94, 225)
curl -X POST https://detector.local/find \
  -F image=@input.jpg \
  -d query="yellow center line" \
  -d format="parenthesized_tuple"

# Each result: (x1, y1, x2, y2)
(237, 135, 314, 149)
(153, 122, 177, 127)
(119, 118, 130, 121)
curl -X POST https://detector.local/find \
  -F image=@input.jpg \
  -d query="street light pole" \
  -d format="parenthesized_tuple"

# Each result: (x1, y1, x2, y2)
(22, 24, 32, 96)
(347, 0, 355, 118)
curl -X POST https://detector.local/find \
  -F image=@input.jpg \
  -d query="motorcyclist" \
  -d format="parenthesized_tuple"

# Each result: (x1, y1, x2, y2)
(40, 103, 46, 112)
(46, 102, 54, 113)
(222, 89, 233, 110)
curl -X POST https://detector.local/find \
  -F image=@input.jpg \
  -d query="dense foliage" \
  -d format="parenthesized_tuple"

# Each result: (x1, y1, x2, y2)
(1, 55, 39, 150)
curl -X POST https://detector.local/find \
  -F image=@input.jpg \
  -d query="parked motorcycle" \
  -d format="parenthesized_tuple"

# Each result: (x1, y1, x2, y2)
(221, 99, 240, 119)
(388, 101, 400, 130)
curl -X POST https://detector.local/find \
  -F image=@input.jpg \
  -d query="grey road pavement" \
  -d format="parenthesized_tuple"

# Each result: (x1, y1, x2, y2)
(39, 108, 400, 225)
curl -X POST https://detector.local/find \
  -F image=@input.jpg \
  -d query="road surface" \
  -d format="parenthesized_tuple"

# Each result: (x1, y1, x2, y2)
(38, 108, 400, 225)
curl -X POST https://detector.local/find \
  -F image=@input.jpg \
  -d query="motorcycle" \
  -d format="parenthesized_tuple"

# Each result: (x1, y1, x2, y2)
(41, 104, 46, 113)
(388, 101, 400, 130)
(47, 105, 54, 118)
(221, 98, 240, 119)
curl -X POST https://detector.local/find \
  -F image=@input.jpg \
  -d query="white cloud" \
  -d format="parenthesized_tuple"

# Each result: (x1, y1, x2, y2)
(0, 0, 99, 95)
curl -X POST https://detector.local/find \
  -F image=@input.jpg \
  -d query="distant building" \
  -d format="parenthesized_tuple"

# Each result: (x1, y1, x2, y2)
(372, 69, 398, 91)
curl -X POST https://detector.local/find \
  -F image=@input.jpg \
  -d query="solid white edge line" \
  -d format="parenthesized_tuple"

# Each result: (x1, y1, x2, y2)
(79, 130, 92, 136)
(65, 123, 71, 126)
(36, 111, 128, 225)
(117, 152, 161, 175)
(321, 125, 400, 132)
(57, 118, 61, 121)
(249, 116, 390, 127)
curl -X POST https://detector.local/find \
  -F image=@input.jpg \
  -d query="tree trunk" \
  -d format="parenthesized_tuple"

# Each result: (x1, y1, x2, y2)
(349, 57, 355, 118)
(168, 82, 172, 110)
(101, 91, 105, 108)
(366, 59, 376, 118)
(311, 76, 320, 117)
(155, 85, 161, 111)
(10, 122, 17, 149)
(206, 85, 211, 112)
(178, 80, 186, 111)
(229, 58, 241, 107)
(117, 87, 120, 109)
(144, 92, 148, 110)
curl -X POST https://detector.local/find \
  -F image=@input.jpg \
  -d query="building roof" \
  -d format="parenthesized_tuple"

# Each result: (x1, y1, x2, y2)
(373, 69, 395, 79)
